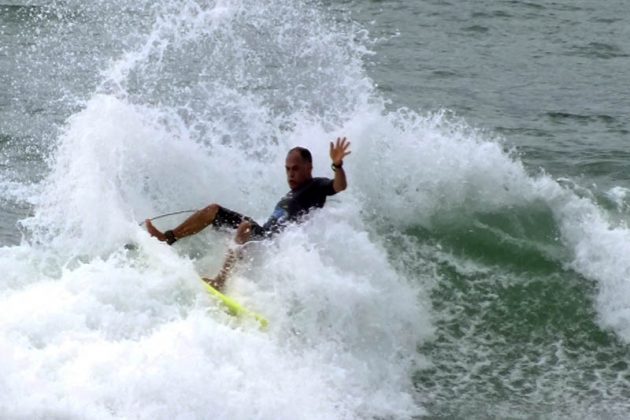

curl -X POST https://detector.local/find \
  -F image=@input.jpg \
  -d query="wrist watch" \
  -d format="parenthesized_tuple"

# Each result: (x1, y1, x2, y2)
(331, 161, 343, 171)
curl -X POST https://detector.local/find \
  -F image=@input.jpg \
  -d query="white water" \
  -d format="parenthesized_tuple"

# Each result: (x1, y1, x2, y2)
(3, 0, 630, 418)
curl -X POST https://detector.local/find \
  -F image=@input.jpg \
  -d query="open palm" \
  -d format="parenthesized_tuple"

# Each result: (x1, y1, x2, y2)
(330, 137, 351, 165)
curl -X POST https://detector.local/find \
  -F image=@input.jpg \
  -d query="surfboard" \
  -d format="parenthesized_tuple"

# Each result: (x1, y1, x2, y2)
(201, 278, 269, 330)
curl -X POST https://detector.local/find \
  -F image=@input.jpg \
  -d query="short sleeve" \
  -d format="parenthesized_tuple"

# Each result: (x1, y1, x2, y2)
(315, 177, 336, 196)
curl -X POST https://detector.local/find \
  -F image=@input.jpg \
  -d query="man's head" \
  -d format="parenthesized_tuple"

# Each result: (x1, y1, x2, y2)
(286, 147, 313, 190)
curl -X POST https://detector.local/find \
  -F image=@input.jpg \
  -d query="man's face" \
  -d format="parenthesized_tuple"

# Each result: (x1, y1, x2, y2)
(285, 150, 313, 190)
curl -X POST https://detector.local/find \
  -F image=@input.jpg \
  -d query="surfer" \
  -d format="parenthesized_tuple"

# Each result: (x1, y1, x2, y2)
(146, 137, 351, 289)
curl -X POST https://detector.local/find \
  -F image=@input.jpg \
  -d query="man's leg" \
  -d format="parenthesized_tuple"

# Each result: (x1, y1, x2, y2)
(146, 204, 242, 244)
(202, 221, 253, 291)
(202, 248, 238, 291)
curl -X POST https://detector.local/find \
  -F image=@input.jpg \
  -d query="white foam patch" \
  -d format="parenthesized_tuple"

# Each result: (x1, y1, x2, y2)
(344, 109, 537, 227)
(605, 185, 630, 212)
(548, 184, 630, 339)
(241, 207, 432, 414)
(0, 307, 348, 419)
(0, 216, 430, 419)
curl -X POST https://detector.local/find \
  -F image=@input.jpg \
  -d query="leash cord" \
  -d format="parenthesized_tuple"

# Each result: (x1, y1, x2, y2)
(138, 209, 197, 226)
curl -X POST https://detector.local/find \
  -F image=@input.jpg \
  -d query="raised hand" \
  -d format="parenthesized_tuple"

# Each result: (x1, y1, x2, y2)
(329, 137, 351, 166)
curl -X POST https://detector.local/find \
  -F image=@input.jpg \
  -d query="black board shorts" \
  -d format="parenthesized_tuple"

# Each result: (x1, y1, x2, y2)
(213, 206, 267, 240)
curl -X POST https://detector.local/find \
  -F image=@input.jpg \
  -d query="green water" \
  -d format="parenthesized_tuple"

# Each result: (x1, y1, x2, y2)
(376, 201, 630, 417)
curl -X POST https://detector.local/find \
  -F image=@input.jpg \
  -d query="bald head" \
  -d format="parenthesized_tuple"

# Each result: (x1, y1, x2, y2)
(285, 147, 313, 190)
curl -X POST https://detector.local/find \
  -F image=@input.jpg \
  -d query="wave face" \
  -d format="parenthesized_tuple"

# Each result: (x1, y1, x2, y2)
(1, 0, 630, 418)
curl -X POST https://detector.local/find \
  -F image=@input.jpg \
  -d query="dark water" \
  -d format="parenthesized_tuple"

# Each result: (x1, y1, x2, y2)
(352, 0, 630, 185)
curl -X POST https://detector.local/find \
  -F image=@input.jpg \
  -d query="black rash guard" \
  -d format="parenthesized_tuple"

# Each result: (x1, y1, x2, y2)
(252, 177, 336, 239)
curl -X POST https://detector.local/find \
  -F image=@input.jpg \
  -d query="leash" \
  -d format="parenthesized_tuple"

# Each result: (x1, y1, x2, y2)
(138, 209, 197, 225)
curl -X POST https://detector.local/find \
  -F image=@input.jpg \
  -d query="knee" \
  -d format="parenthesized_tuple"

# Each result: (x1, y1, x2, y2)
(235, 220, 252, 244)
(202, 204, 220, 220)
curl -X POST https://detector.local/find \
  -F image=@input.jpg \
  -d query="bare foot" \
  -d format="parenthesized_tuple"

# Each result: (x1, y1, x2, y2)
(202, 276, 224, 291)
(145, 219, 167, 242)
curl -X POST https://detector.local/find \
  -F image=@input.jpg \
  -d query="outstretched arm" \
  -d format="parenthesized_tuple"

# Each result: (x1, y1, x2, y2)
(330, 137, 351, 193)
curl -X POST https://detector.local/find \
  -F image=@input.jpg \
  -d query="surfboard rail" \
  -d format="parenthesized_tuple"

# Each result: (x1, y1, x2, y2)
(200, 278, 269, 330)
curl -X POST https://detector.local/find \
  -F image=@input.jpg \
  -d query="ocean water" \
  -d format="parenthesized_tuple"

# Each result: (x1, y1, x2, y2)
(0, 0, 629, 418)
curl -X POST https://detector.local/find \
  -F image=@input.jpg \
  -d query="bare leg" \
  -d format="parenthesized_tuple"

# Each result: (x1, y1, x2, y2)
(202, 221, 252, 291)
(146, 204, 221, 243)
(234, 221, 252, 245)
(202, 249, 238, 291)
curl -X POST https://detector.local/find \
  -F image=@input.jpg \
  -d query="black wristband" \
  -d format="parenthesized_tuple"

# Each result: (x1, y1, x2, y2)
(331, 162, 343, 171)
(164, 230, 177, 245)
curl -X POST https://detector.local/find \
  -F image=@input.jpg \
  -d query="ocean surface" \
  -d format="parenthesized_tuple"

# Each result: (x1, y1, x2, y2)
(1, 0, 629, 418)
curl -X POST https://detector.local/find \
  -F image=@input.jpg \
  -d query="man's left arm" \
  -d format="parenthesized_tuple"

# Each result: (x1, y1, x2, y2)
(330, 136, 351, 193)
